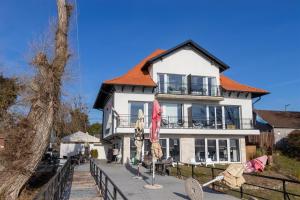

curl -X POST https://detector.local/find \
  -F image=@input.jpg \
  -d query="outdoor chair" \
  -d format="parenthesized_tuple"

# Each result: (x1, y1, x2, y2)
(192, 120, 204, 128)
(205, 158, 215, 167)
(177, 119, 185, 127)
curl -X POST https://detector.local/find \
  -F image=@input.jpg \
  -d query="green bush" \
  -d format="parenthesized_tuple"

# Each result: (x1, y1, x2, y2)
(284, 130, 300, 159)
(90, 149, 98, 158)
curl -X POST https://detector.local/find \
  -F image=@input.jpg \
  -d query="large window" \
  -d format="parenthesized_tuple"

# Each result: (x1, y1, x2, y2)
(225, 106, 240, 129)
(130, 102, 144, 125)
(194, 138, 241, 163)
(207, 139, 217, 161)
(208, 77, 217, 96)
(168, 74, 185, 94)
(162, 103, 183, 127)
(159, 139, 167, 160)
(192, 104, 207, 128)
(143, 139, 151, 157)
(158, 74, 165, 93)
(230, 139, 240, 162)
(190, 76, 217, 96)
(191, 76, 205, 95)
(195, 139, 205, 162)
(219, 139, 228, 161)
(130, 138, 137, 160)
(169, 138, 180, 161)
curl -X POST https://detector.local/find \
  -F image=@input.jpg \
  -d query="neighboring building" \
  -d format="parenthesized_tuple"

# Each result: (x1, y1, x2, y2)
(0, 134, 4, 150)
(60, 131, 108, 159)
(94, 40, 269, 164)
(254, 110, 300, 146)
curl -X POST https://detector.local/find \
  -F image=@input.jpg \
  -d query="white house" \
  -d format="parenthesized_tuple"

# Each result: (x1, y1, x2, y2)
(94, 40, 269, 164)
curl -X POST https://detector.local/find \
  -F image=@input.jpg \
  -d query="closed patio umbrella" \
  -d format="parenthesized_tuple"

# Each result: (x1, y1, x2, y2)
(134, 109, 144, 161)
(144, 99, 163, 189)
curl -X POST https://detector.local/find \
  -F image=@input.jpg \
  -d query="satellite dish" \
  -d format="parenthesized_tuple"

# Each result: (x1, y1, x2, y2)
(185, 178, 203, 200)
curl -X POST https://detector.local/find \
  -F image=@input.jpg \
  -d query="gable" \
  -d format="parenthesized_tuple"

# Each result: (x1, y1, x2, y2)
(150, 47, 220, 84)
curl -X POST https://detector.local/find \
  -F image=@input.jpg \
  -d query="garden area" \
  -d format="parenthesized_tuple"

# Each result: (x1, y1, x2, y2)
(169, 152, 300, 200)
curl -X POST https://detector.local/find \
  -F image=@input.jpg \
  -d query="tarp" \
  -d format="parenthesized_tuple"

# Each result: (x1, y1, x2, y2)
(61, 131, 100, 143)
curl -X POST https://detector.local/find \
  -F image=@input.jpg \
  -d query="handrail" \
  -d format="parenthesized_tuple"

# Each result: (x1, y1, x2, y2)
(33, 159, 72, 200)
(175, 162, 300, 200)
(116, 114, 253, 130)
(90, 159, 128, 200)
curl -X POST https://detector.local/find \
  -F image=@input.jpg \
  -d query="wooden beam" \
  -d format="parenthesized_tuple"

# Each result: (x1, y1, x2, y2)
(121, 85, 124, 92)
(142, 86, 145, 93)
(131, 86, 135, 92)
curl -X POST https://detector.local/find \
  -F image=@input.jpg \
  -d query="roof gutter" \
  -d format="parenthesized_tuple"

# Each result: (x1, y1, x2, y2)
(253, 97, 262, 105)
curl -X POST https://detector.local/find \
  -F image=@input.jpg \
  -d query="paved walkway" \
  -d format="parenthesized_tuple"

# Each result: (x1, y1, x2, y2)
(94, 160, 238, 200)
(67, 164, 102, 200)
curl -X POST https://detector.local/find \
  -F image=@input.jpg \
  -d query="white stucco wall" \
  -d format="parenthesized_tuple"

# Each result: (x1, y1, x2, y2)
(150, 47, 220, 85)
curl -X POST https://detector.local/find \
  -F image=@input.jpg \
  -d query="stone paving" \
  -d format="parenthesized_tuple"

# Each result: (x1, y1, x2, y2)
(66, 163, 102, 200)
(94, 160, 239, 200)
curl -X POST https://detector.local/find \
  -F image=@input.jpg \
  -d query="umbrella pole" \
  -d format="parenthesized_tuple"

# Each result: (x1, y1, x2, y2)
(152, 157, 155, 185)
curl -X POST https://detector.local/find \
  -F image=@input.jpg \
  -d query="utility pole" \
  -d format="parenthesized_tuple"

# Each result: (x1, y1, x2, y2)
(285, 104, 290, 111)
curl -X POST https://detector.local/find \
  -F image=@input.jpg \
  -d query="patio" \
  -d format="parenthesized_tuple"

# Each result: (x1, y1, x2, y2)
(93, 160, 238, 200)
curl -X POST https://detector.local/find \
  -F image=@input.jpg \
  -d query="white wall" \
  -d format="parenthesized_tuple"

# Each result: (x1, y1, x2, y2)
(150, 47, 220, 85)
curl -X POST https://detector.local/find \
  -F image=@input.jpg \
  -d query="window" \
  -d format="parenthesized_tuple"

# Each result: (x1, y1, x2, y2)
(225, 106, 240, 129)
(208, 106, 215, 128)
(144, 139, 151, 157)
(230, 139, 240, 162)
(207, 139, 217, 161)
(216, 106, 223, 129)
(158, 74, 165, 93)
(192, 105, 207, 127)
(162, 103, 183, 127)
(147, 102, 153, 127)
(130, 102, 144, 125)
(208, 77, 217, 96)
(219, 140, 228, 161)
(195, 139, 205, 162)
(130, 138, 137, 160)
(159, 139, 167, 160)
(191, 76, 205, 95)
(169, 138, 180, 161)
(167, 74, 185, 94)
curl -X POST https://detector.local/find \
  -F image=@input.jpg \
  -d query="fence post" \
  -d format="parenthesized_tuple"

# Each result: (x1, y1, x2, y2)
(211, 167, 215, 190)
(105, 176, 108, 200)
(100, 170, 103, 191)
(192, 165, 195, 178)
(240, 186, 243, 199)
(176, 161, 179, 176)
(113, 187, 117, 200)
(283, 180, 287, 200)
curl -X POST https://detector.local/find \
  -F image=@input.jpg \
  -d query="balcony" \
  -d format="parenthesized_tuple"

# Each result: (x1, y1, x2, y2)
(116, 115, 253, 130)
(156, 82, 223, 101)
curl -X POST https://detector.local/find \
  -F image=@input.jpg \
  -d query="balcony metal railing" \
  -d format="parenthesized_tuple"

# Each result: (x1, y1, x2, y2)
(116, 115, 253, 130)
(156, 82, 222, 96)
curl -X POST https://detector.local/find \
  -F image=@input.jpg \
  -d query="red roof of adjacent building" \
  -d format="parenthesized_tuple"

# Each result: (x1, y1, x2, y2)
(103, 50, 268, 96)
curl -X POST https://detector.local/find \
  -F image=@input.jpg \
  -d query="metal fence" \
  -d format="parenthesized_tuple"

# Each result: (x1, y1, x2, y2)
(175, 162, 300, 200)
(34, 159, 72, 200)
(90, 159, 128, 200)
(117, 114, 254, 130)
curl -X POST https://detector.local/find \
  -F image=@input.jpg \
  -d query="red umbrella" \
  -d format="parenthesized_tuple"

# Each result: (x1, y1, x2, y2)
(150, 99, 162, 143)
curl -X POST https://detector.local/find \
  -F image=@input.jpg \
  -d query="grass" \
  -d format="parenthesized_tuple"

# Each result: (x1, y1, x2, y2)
(169, 154, 300, 200)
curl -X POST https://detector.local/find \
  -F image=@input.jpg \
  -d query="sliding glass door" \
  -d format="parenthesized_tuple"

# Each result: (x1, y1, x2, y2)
(169, 138, 180, 161)
(225, 106, 240, 129)
(195, 139, 205, 162)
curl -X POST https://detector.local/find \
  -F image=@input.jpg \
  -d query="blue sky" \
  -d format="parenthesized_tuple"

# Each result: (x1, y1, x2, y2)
(1, 0, 300, 123)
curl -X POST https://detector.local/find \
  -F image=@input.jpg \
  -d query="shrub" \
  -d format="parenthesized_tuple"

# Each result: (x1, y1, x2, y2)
(90, 149, 98, 158)
(284, 130, 300, 160)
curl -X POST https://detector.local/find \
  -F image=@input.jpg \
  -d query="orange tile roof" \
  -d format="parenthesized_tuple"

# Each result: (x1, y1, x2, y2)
(104, 50, 268, 95)
(104, 49, 166, 86)
(220, 74, 268, 94)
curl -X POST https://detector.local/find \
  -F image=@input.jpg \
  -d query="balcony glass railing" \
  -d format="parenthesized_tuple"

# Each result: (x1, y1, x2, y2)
(157, 82, 221, 96)
(116, 115, 253, 130)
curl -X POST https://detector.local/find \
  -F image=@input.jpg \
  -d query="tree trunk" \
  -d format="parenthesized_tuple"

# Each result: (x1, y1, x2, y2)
(0, 0, 72, 199)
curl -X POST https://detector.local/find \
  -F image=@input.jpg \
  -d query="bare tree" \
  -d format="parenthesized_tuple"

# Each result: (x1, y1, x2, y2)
(0, 0, 72, 199)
